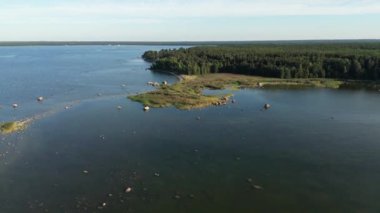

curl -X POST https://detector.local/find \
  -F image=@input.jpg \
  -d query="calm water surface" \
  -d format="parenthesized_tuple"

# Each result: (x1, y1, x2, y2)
(0, 46, 380, 213)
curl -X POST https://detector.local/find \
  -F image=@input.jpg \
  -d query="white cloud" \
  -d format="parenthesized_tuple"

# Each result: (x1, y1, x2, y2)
(1, 0, 380, 23)
(0, 0, 379, 41)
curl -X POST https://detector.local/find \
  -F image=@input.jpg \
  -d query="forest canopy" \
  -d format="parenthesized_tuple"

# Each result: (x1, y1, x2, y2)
(142, 43, 380, 80)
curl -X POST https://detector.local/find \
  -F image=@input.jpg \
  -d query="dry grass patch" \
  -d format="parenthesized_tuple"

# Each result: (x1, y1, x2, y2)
(0, 119, 31, 134)
(129, 73, 379, 110)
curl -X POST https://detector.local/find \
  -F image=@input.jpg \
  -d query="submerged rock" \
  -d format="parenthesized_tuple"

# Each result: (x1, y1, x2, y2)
(252, 185, 263, 190)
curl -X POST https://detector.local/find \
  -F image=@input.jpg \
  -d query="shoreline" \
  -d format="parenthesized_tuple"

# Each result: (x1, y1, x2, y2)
(129, 73, 380, 110)
(146, 69, 184, 82)
(0, 93, 137, 135)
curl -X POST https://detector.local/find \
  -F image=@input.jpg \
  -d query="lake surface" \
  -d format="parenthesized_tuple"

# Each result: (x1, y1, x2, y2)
(1, 46, 380, 213)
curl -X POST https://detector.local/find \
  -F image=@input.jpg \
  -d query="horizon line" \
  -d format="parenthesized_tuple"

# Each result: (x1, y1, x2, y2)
(1, 39, 380, 46)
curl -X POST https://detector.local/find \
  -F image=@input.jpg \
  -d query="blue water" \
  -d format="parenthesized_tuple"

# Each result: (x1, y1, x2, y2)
(0, 45, 179, 121)
(1, 46, 380, 213)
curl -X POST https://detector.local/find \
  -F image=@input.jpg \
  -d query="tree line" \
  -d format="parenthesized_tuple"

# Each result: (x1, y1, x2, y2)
(142, 43, 380, 80)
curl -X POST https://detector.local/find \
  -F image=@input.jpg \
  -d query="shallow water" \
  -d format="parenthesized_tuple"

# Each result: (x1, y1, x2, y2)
(1, 46, 380, 212)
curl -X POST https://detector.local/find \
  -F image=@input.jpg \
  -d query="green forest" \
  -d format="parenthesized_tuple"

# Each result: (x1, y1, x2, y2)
(142, 43, 380, 80)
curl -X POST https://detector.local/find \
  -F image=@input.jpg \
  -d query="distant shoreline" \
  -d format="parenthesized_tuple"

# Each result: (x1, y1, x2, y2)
(1, 39, 380, 46)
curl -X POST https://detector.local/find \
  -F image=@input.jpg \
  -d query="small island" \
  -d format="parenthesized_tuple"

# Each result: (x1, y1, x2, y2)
(0, 120, 30, 134)
(129, 43, 380, 110)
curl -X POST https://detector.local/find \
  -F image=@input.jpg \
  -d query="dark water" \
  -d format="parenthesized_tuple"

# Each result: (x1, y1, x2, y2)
(1, 46, 380, 213)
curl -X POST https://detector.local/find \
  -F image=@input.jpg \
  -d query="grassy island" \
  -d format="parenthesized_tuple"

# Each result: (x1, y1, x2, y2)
(128, 73, 380, 110)
(129, 75, 233, 110)
(0, 120, 30, 134)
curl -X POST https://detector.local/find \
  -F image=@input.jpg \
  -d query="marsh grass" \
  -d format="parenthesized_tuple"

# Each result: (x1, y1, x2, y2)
(129, 82, 231, 110)
(129, 73, 379, 110)
(0, 120, 30, 134)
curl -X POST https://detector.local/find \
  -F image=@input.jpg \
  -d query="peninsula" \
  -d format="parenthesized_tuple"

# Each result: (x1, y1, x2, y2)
(129, 43, 380, 109)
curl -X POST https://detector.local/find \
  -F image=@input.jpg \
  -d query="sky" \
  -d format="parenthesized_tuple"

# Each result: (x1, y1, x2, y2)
(0, 0, 380, 41)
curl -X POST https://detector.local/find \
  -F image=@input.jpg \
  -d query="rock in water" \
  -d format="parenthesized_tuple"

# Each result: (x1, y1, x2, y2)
(125, 187, 132, 193)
